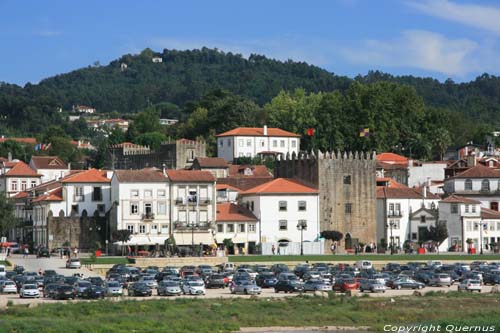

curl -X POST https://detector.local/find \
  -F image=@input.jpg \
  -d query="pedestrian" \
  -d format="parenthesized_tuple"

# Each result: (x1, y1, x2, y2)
(330, 243, 335, 254)
(127, 245, 132, 256)
(271, 244, 276, 255)
(6, 246, 10, 257)
(23, 246, 28, 258)
(73, 247, 78, 258)
(59, 247, 63, 259)
(277, 245, 281, 255)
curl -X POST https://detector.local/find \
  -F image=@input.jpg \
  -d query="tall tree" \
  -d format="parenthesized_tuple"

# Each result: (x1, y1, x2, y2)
(0, 194, 16, 237)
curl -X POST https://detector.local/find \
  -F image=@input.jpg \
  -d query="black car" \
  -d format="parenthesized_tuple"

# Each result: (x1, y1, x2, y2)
(128, 282, 152, 297)
(87, 276, 104, 287)
(38, 247, 50, 258)
(43, 270, 57, 278)
(205, 274, 226, 289)
(43, 283, 60, 298)
(274, 280, 304, 293)
(13, 265, 24, 274)
(53, 285, 77, 300)
(81, 286, 105, 299)
(484, 272, 500, 285)
(256, 272, 278, 288)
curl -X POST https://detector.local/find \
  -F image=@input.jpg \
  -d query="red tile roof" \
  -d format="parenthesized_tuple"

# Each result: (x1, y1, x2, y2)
(216, 127, 300, 138)
(0, 137, 37, 145)
(12, 191, 29, 199)
(166, 170, 215, 182)
(376, 178, 407, 189)
(377, 161, 407, 170)
(30, 156, 68, 170)
(115, 169, 167, 183)
(377, 186, 440, 199)
(441, 194, 481, 204)
(241, 178, 318, 195)
(194, 157, 228, 168)
(61, 169, 111, 183)
(228, 165, 272, 178)
(32, 188, 63, 203)
(216, 203, 257, 222)
(5, 161, 41, 177)
(216, 183, 241, 192)
(481, 208, 500, 219)
(453, 164, 500, 178)
(376, 153, 408, 165)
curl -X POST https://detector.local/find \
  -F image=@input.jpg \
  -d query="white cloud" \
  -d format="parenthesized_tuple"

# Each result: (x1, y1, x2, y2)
(408, 0, 500, 35)
(340, 30, 479, 76)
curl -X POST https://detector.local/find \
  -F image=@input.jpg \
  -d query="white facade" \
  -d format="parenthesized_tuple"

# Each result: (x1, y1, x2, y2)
(439, 200, 482, 252)
(0, 175, 41, 197)
(61, 182, 112, 217)
(444, 176, 500, 210)
(240, 194, 319, 244)
(408, 161, 447, 188)
(215, 221, 259, 253)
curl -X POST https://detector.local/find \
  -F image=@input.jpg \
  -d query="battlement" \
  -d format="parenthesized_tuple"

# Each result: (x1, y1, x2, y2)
(278, 150, 376, 161)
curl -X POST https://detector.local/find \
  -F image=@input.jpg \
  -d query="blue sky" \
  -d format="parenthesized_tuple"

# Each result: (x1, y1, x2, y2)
(2, 0, 500, 85)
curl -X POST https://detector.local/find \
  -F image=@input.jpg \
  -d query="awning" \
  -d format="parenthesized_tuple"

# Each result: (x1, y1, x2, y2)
(114, 235, 169, 246)
(173, 232, 215, 246)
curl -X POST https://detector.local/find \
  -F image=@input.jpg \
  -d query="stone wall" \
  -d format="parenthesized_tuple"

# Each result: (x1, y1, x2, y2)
(275, 151, 377, 252)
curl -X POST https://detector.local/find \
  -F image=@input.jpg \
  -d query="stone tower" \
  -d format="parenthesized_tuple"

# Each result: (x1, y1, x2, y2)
(275, 151, 377, 251)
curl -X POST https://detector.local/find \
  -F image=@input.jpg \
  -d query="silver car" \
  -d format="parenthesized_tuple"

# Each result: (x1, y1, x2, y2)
(20, 284, 40, 298)
(230, 280, 262, 295)
(360, 279, 386, 293)
(303, 279, 333, 292)
(157, 281, 182, 296)
(182, 281, 205, 295)
(66, 258, 81, 269)
(0, 280, 17, 294)
(429, 273, 452, 287)
(105, 281, 123, 296)
(75, 280, 92, 296)
(458, 279, 481, 292)
(138, 275, 158, 289)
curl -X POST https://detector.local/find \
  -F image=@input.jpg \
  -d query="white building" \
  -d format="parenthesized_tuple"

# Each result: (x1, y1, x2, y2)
(29, 156, 70, 183)
(190, 157, 229, 178)
(0, 160, 42, 197)
(152, 57, 163, 63)
(111, 169, 170, 246)
(216, 184, 240, 203)
(73, 105, 96, 114)
(239, 178, 320, 253)
(216, 126, 300, 162)
(376, 179, 440, 248)
(215, 202, 259, 254)
(166, 170, 217, 247)
(408, 160, 447, 189)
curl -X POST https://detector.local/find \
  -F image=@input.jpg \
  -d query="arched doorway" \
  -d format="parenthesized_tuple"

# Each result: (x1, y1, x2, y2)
(345, 233, 352, 250)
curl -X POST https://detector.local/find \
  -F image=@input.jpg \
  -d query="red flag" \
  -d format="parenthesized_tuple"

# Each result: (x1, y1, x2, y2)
(306, 128, 315, 136)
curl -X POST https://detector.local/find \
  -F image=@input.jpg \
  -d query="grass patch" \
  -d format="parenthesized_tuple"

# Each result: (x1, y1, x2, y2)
(80, 257, 131, 265)
(229, 254, 500, 262)
(0, 293, 499, 332)
(0, 260, 11, 266)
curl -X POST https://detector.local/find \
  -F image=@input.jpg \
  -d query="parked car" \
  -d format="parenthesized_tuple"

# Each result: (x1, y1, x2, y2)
(43, 283, 60, 298)
(274, 280, 304, 293)
(256, 272, 278, 288)
(333, 279, 358, 292)
(354, 260, 373, 270)
(303, 279, 332, 292)
(66, 258, 81, 269)
(0, 280, 17, 294)
(87, 276, 104, 287)
(138, 275, 158, 289)
(359, 279, 386, 293)
(104, 281, 123, 296)
(52, 285, 77, 300)
(458, 279, 482, 292)
(20, 284, 40, 298)
(38, 247, 50, 258)
(389, 277, 424, 290)
(230, 280, 262, 295)
(205, 274, 226, 289)
(157, 281, 182, 296)
(0, 264, 6, 278)
(181, 281, 206, 295)
(484, 272, 500, 285)
(429, 273, 452, 287)
(75, 280, 92, 297)
(81, 286, 105, 299)
(128, 282, 152, 297)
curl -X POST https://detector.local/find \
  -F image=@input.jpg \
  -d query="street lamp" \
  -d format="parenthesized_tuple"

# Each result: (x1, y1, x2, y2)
(476, 221, 487, 255)
(189, 221, 199, 256)
(297, 220, 307, 256)
(387, 221, 396, 255)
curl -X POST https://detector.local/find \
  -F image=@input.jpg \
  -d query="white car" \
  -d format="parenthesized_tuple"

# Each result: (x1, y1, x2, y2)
(354, 260, 373, 270)
(458, 279, 482, 292)
(20, 284, 40, 298)
(105, 281, 123, 296)
(0, 264, 6, 277)
(66, 258, 81, 269)
(182, 281, 206, 295)
(1, 280, 17, 294)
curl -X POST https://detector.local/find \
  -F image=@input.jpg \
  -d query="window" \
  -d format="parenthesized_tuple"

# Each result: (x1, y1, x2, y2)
(131, 189, 139, 198)
(217, 224, 224, 233)
(420, 216, 426, 223)
(199, 211, 208, 222)
(157, 202, 166, 215)
(97, 204, 105, 213)
(71, 204, 79, 214)
(248, 224, 256, 232)
(139, 225, 146, 234)
(130, 203, 139, 215)
(219, 140, 223, 147)
(21, 181, 27, 191)
(151, 224, 158, 233)
(389, 203, 394, 215)
(280, 140, 285, 148)
(127, 225, 134, 233)
(490, 222, 495, 231)
(30, 181, 37, 188)
(291, 140, 296, 148)
(273, 140, 277, 148)
(92, 187, 102, 201)
(279, 220, 288, 230)
(389, 220, 400, 229)
(451, 203, 458, 214)
(482, 179, 490, 192)
(345, 203, 352, 214)
(465, 205, 470, 213)
(161, 225, 168, 234)
(239, 153, 244, 157)
(179, 211, 187, 222)
(144, 203, 152, 215)
(238, 224, 245, 232)
(227, 224, 234, 233)
(260, 140, 265, 147)
(157, 189, 166, 197)
(246, 139, 251, 147)
(465, 179, 472, 190)
(227, 139, 231, 147)
(279, 201, 287, 211)
(74, 186, 84, 201)
(250, 201, 254, 211)
(497, 222, 500, 231)
(144, 190, 152, 198)
(473, 222, 479, 231)
(395, 203, 401, 215)
(343, 175, 351, 185)
(411, 232, 417, 240)
(239, 139, 244, 147)
(472, 205, 476, 213)
(246, 152, 251, 157)
(466, 221, 472, 232)
(298, 201, 307, 211)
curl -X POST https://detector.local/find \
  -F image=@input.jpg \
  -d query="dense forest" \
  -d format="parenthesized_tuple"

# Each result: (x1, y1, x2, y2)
(0, 47, 499, 163)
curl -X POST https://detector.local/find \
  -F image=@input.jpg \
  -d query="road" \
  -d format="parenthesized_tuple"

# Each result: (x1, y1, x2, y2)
(7, 254, 95, 277)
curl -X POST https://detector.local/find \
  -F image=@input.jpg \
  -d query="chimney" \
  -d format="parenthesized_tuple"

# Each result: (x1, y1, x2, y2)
(162, 163, 167, 176)
(423, 185, 427, 199)
(263, 125, 268, 136)
(8, 152, 12, 162)
(467, 155, 476, 167)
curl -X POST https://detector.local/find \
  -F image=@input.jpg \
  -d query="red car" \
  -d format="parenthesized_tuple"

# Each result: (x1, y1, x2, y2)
(333, 279, 358, 292)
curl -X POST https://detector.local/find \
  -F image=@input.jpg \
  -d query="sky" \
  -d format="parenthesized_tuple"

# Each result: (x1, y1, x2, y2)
(2, 0, 500, 85)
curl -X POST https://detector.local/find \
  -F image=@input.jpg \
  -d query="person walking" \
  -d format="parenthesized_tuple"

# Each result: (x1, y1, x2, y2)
(6, 246, 10, 257)
(271, 244, 276, 255)
(277, 245, 281, 255)
(23, 246, 29, 258)
(73, 247, 78, 258)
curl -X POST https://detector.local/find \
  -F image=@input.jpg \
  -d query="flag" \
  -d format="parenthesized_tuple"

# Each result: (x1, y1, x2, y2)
(359, 128, 370, 137)
(34, 144, 42, 151)
(306, 128, 315, 136)
(45, 143, 52, 150)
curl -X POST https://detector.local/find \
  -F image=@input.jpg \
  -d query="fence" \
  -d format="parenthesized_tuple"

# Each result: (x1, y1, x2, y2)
(262, 241, 324, 255)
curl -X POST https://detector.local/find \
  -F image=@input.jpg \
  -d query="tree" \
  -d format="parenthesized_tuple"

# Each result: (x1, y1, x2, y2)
(134, 132, 167, 150)
(0, 194, 16, 237)
(422, 221, 448, 244)
(112, 229, 132, 256)
(222, 238, 234, 254)
(320, 230, 343, 242)
(432, 128, 451, 160)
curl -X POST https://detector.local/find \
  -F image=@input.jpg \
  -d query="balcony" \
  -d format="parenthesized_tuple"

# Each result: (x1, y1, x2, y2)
(141, 213, 155, 221)
(388, 211, 403, 217)
(175, 197, 212, 205)
(173, 221, 210, 231)
(198, 197, 211, 205)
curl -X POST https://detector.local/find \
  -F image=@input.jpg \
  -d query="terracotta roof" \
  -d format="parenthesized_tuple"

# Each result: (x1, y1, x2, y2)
(216, 183, 241, 192)
(61, 169, 111, 183)
(481, 208, 500, 219)
(194, 158, 228, 169)
(241, 178, 318, 195)
(377, 186, 440, 199)
(377, 161, 407, 170)
(441, 194, 481, 204)
(30, 156, 68, 170)
(12, 191, 29, 199)
(376, 178, 407, 189)
(32, 188, 63, 203)
(5, 161, 42, 177)
(166, 170, 215, 182)
(216, 203, 257, 222)
(216, 127, 300, 138)
(115, 169, 168, 183)
(228, 165, 272, 178)
(0, 137, 37, 145)
(376, 153, 408, 165)
(453, 164, 500, 178)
